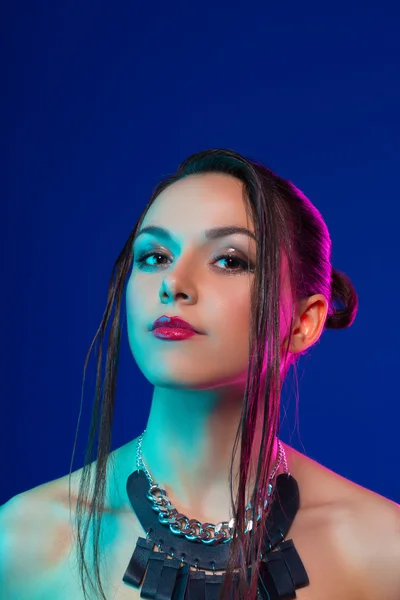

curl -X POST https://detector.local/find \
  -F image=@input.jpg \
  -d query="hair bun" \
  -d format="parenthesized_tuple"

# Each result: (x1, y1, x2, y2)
(325, 268, 359, 329)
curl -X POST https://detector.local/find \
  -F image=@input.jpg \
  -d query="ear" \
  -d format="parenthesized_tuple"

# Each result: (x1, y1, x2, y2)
(285, 294, 328, 354)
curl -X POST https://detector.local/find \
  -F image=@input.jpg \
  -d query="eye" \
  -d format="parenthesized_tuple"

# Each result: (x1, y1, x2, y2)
(135, 250, 254, 273)
(135, 251, 169, 269)
(213, 253, 254, 273)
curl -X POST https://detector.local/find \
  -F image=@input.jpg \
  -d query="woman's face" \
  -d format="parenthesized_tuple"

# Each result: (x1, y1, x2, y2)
(126, 173, 289, 390)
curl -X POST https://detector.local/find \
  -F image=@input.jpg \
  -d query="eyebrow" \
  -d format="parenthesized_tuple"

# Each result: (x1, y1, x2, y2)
(134, 225, 256, 244)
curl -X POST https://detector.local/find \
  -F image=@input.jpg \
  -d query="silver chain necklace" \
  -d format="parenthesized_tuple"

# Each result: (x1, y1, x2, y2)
(136, 429, 289, 545)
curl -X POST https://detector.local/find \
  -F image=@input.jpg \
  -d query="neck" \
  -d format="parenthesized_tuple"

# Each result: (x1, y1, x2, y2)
(137, 383, 280, 524)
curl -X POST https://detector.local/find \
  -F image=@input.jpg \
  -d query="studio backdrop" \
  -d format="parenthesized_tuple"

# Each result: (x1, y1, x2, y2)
(2, 1, 399, 505)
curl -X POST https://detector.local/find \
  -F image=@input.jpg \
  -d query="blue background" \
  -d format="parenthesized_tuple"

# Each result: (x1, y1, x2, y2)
(2, 1, 399, 506)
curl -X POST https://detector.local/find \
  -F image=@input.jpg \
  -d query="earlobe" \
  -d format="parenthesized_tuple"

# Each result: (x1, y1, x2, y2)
(286, 326, 307, 354)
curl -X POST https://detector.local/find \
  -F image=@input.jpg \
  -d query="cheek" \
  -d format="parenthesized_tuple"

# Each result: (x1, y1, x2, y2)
(207, 286, 251, 342)
(126, 274, 153, 316)
(125, 277, 146, 344)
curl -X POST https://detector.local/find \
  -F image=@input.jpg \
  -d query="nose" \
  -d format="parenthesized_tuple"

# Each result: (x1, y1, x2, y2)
(159, 275, 197, 305)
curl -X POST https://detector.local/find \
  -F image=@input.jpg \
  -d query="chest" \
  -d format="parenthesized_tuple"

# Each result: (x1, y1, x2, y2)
(56, 506, 358, 600)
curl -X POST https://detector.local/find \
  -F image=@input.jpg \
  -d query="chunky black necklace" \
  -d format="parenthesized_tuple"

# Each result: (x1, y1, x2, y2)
(122, 464, 309, 599)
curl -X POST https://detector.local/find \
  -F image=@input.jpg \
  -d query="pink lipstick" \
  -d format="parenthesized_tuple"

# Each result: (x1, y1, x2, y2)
(151, 315, 200, 340)
(152, 327, 197, 340)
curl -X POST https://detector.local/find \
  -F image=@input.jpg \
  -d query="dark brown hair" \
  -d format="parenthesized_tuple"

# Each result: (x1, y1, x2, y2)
(70, 148, 358, 600)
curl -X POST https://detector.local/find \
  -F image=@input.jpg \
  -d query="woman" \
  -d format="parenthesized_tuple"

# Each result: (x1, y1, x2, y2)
(1, 149, 399, 600)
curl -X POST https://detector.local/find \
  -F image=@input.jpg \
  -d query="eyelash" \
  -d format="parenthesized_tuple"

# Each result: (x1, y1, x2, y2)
(135, 251, 254, 274)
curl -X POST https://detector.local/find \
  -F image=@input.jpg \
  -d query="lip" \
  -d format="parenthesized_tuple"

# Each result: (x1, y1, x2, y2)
(152, 327, 197, 340)
(151, 315, 200, 333)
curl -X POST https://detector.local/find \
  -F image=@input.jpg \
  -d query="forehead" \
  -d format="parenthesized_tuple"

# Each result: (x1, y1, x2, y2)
(142, 173, 253, 231)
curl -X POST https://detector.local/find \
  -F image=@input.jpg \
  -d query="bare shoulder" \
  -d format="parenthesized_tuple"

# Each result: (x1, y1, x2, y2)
(338, 475, 400, 600)
(286, 444, 400, 600)
(0, 482, 76, 598)
(0, 457, 105, 570)
(0, 442, 135, 598)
